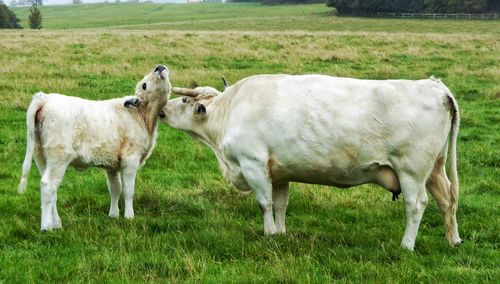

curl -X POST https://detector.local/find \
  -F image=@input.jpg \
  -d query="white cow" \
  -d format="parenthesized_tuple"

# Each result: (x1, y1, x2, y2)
(18, 65, 171, 230)
(161, 74, 461, 250)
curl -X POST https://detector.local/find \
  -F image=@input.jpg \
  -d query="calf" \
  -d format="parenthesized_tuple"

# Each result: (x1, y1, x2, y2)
(18, 65, 171, 230)
(158, 74, 461, 250)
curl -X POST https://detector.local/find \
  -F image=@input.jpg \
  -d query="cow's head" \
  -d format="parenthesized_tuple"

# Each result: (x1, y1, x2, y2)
(124, 65, 171, 108)
(158, 85, 221, 130)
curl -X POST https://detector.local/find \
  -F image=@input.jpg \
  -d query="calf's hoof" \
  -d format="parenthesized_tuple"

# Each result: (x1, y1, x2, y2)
(40, 222, 53, 231)
(109, 211, 119, 219)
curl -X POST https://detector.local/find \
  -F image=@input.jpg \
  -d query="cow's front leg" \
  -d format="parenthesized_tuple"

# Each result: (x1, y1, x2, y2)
(273, 183, 289, 234)
(240, 159, 276, 235)
(121, 158, 140, 220)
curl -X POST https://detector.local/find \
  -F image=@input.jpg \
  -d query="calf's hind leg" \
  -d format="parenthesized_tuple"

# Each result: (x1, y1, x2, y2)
(40, 162, 68, 230)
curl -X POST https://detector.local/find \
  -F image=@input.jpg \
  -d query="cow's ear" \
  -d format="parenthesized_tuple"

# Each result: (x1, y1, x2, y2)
(196, 103, 206, 114)
(194, 103, 206, 118)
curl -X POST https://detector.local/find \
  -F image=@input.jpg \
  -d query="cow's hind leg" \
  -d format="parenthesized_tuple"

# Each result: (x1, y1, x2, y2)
(273, 183, 289, 234)
(426, 157, 461, 246)
(399, 173, 429, 250)
(40, 162, 68, 230)
(240, 159, 276, 235)
(106, 170, 122, 218)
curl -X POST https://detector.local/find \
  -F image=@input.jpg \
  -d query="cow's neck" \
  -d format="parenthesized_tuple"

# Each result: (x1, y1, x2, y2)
(189, 123, 231, 181)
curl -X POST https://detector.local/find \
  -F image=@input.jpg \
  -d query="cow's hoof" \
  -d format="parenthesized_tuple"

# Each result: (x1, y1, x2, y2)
(124, 211, 134, 219)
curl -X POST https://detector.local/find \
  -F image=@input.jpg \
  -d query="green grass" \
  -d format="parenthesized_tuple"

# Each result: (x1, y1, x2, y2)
(11, 3, 500, 33)
(1, 3, 500, 282)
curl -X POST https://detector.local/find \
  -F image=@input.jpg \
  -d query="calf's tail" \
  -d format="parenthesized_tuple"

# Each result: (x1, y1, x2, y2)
(18, 92, 46, 193)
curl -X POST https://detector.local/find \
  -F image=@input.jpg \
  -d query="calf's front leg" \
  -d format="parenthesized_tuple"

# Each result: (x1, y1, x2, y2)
(121, 159, 140, 219)
(106, 170, 122, 218)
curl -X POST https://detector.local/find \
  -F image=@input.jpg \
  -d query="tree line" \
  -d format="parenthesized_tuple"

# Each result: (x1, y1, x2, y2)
(0, 1, 21, 28)
(0, 0, 42, 29)
(229, 0, 324, 4)
(326, 0, 500, 14)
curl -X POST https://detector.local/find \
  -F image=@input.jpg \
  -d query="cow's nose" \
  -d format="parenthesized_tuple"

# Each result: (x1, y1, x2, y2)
(158, 111, 166, 119)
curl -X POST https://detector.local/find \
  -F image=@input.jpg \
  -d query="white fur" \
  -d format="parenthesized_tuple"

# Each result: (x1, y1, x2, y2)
(164, 74, 461, 250)
(18, 66, 171, 230)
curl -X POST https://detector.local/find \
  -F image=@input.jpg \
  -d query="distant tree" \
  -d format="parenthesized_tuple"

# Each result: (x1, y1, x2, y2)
(423, 0, 496, 13)
(0, 1, 22, 28)
(328, 0, 497, 14)
(328, 0, 425, 14)
(114, 0, 120, 3)
(72, 0, 82, 3)
(28, 4, 42, 29)
(485, 0, 500, 12)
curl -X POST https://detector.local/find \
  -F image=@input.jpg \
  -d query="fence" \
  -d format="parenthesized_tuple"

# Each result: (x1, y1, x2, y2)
(339, 12, 498, 20)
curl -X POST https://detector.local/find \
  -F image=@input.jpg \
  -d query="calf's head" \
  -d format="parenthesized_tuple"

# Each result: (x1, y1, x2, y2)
(159, 86, 221, 130)
(124, 65, 171, 108)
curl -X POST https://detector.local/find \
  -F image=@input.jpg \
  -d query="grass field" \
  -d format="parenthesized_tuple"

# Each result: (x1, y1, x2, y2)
(11, 2, 500, 33)
(1, 3, 499, 282)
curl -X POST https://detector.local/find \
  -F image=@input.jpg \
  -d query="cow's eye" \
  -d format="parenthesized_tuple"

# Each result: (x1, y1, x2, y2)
(182, 97, 187, 103)
(142, 83, 147, 90)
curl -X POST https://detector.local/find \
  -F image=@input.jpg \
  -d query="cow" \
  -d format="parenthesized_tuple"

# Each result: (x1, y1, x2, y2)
(147, 74, 461, 251)
(18, 65, 171, 230)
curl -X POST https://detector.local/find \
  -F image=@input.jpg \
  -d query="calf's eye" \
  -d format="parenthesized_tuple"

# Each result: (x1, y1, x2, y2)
(142, 83, 147, 90)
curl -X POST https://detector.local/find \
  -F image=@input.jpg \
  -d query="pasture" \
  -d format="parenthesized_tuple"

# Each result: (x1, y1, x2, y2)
(1, 3, 499, 282)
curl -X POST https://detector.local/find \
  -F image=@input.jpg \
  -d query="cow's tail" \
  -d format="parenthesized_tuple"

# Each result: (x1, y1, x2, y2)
(446, 90, 460, 242)
(18, 92, 46, 193)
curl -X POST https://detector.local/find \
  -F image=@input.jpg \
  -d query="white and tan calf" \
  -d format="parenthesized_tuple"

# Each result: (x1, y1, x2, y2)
(18, 65, 171, 230)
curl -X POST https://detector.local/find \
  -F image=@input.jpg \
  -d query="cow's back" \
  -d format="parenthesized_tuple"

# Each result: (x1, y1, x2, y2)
(221, 75, 453, 185)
